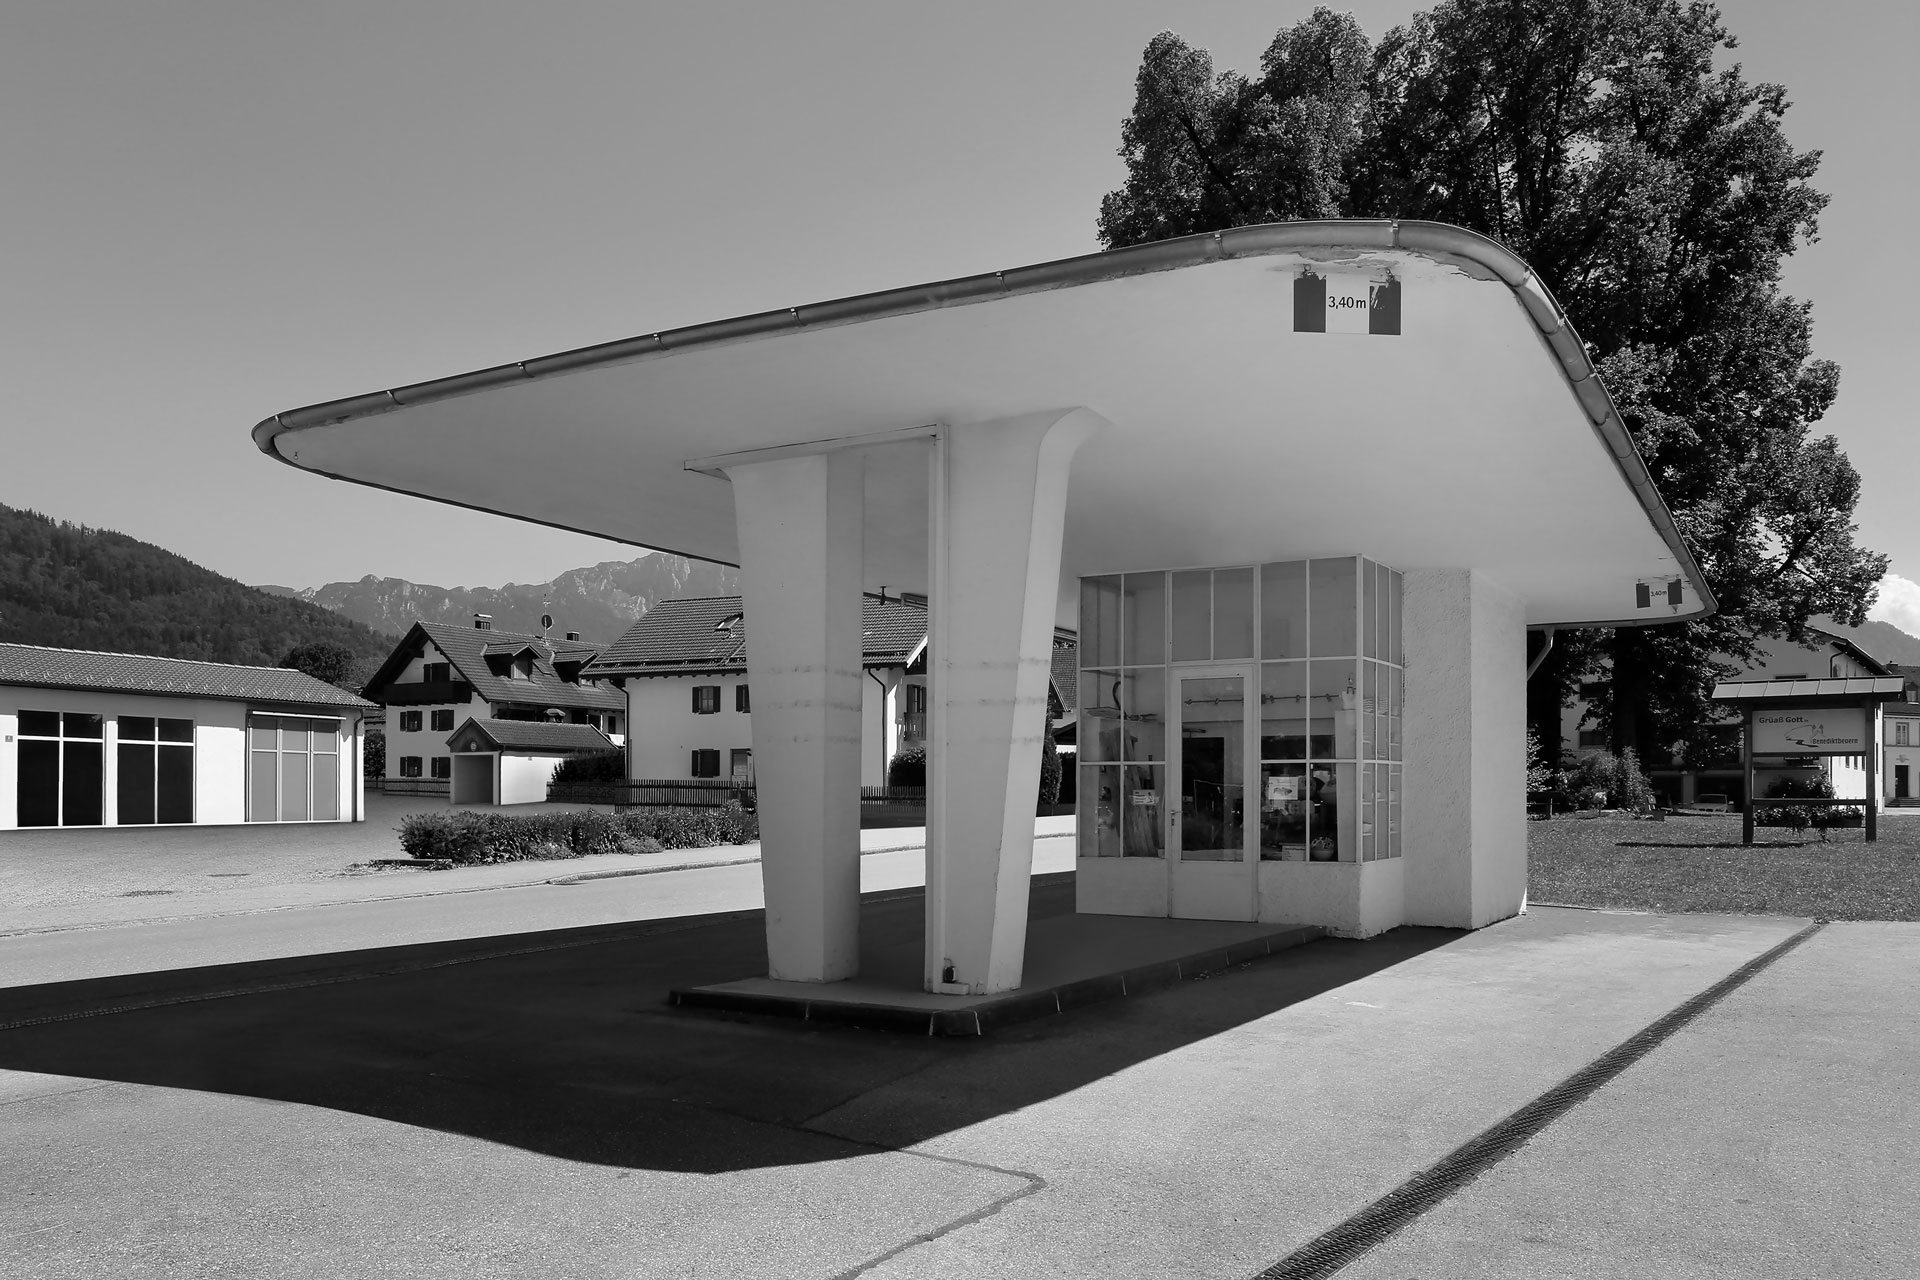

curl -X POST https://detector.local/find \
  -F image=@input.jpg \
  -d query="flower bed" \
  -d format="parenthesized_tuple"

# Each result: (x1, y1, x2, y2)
(397, 806, 758, 866)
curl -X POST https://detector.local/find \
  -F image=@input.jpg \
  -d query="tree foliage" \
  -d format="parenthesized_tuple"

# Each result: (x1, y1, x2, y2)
(279, 640, 359, 690)
(1099, 1, 1885, 761)
(0, 503, 396, 670)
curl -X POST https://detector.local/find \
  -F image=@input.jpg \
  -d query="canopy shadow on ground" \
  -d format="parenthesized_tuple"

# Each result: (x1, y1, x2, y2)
(0, 877, 1459, 1175)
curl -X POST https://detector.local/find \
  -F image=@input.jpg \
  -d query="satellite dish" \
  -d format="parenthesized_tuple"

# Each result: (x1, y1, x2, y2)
(541, 613, 554, 631)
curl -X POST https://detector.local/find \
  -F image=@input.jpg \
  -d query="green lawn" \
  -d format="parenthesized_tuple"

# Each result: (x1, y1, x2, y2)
(1529, 814, 1920, 921)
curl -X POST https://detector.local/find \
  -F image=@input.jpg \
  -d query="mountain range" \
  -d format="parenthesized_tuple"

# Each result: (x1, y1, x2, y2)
(256, 555, 740, 648)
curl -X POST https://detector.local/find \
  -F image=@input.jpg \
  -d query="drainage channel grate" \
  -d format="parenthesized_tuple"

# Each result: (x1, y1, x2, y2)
(1252, 919, 1826, 1280)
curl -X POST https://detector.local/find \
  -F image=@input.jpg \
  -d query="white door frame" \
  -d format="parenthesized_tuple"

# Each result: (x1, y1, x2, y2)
(1168, 662, 1257, 920)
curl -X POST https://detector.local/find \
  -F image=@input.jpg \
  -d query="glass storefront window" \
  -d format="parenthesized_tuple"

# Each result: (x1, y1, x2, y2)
(1122, 763, 1164, 857)
(1214, 567, 1255, 659)
(1082, 670, 1120, 762)
(1081, 576, 1121, 669)
(1081, 557, 1403, 866)
(1119, 667, 1165, 762)
(1171, 570, 1210, 662)
(1123, 572, 1165, 668)
(1309, 558, 1358, 656)
(1261, 561, 1307, 660)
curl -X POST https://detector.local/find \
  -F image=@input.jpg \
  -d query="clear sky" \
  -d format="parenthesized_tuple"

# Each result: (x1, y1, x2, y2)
(4, 1, 1916, 626)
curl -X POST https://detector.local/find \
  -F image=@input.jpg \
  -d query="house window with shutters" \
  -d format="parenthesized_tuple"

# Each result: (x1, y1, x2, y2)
(423, 662, 450, 683)
(399, 710, 423, 732)
(399, 756, 423, 778)
(692, 685, 721, 714)
(691, 748, 722, 778)
(431, 757, 451, 779)
(735, 684, 751, 713)
(430, 709, 454, 732)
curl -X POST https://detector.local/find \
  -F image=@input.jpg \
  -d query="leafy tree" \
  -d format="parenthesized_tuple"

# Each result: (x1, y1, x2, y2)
(1098, 1, 1885, 765)
(363, 727, 386, 779)
(1037, 712, 1062, 810)
(279, 640, 359, 690)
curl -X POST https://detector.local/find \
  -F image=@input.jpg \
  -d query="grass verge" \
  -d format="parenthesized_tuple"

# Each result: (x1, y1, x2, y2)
(1529, 814, 1920, 920)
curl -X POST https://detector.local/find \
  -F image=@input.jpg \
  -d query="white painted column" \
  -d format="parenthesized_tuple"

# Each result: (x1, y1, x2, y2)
(926, 408, 1103, 994)
(1400, 568, 1528, 929)
(725, 451, 866, 982)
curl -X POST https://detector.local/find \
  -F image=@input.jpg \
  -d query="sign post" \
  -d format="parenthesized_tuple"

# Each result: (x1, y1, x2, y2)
(1742, 705, 1755, 846)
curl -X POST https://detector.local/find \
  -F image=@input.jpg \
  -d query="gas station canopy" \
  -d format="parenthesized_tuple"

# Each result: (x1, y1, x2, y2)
(255, 220, 1711, 631)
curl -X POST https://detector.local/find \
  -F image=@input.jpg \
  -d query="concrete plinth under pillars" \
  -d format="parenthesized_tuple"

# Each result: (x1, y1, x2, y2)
(924, 408, 1105, 994)
(725, 451, 866, 983)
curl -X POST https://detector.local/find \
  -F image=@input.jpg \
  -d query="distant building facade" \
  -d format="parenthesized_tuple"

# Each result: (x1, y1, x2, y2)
(362, 616, 625, 795)
(585, 595, 929, 787)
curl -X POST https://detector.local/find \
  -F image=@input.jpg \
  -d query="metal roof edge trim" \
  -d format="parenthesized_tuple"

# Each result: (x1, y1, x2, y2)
(253, 218, 1712, 623)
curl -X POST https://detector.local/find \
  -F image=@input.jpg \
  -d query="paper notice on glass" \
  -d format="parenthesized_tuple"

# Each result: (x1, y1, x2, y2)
(1129, 790, 1156, 806)
(1266, 776, 1298, 803)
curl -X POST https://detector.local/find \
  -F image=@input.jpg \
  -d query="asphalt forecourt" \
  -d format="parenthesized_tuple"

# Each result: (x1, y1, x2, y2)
(4, 880, 1897, 1279)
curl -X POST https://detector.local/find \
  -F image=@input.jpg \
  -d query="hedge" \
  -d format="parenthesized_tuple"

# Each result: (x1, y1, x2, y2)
(397, 805, 759, 866)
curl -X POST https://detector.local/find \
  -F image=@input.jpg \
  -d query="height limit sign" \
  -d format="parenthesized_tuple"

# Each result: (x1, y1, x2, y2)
(1294, 272, 1401, 335)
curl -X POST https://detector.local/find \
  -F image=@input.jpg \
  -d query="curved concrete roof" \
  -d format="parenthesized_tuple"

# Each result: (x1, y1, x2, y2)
(255, 220, 1711, 630)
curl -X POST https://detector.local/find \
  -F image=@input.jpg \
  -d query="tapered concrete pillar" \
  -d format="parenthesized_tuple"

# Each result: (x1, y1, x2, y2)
(725, 451, 866, 982)
(1401, 568, 1527, 928)
(925, 408, 1104, 994)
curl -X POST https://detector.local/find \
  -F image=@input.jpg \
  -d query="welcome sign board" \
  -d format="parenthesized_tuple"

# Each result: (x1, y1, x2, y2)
(1752, 707, 1869, 756)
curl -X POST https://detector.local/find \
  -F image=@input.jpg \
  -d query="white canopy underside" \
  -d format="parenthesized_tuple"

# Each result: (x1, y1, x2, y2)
(260, 234, 1707, 629)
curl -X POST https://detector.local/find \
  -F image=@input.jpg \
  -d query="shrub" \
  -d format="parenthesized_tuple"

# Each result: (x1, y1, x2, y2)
(398, 805, 758, 866)
(1759, 773, 1861, 838)
(364, 727, 385, 779)
(888, 747, 926, 789)
(550, 750, 626, 785)
(1552, 747, 1657, 813)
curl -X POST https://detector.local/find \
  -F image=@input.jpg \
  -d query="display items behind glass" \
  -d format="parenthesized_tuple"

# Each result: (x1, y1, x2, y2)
(1080, 558, 1402, 864)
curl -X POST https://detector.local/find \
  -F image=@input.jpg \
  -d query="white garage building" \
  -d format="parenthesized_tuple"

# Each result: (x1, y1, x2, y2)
(1, 643, 373, 828)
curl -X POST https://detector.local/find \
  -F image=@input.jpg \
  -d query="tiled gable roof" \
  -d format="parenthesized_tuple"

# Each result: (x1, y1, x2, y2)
(0, 643, 375, 709)
(587, 595, 928, 676)
(447, 717, 616, 753)
(366, 622, 624, 712)
(1050, 645, 1077, 714)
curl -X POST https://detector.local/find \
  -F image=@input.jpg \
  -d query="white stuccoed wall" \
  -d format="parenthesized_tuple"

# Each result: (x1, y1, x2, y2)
(1400, 568, 1527, 928)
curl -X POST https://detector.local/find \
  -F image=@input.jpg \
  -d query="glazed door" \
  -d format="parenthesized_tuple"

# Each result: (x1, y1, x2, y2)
(1169, 665, 1256, 920)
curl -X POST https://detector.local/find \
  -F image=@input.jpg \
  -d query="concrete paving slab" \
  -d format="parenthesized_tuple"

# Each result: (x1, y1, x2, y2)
(813, 908, 1811, 1280)
(0, 1082, 1030, 1280)
(1338, 920, 1920, 1280)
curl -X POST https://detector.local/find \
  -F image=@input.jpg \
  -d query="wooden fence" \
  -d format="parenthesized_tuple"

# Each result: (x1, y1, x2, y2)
(548, 779, 754, 808)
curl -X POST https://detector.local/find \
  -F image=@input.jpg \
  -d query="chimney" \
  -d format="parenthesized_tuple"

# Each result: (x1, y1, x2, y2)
(473, 613, 492, 630)
(565, 631, 581, 642)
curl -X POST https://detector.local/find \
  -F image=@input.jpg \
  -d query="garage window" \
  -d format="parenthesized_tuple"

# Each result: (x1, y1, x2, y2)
(117, 716, 194, 825)
(249, 716, 342, 822)
(16, 710, 104, 827)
